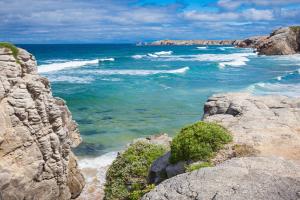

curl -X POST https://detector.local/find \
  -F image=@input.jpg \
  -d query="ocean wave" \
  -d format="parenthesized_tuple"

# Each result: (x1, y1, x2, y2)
(81, 67, 189, 76)
(132, 51, 173, 59)
(38, 59, 99, 73)
(47, 75, 94, 84)
(101, 78, 122, 82)
(154, 51, 173, 56)
(246, 82, 300, 97)
(159, 52, 255, 68)
(196, 47, 207, 50)
(99, 58, 115, 62)
(132, 55, 145, 59)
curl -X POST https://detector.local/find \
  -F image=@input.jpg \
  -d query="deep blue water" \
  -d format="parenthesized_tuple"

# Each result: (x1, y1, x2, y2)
(18, 44, 300, 156)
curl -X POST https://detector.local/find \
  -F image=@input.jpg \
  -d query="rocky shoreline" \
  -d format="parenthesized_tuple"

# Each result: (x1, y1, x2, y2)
(149, 26, 300, 56)
(148, 40, 240, 46)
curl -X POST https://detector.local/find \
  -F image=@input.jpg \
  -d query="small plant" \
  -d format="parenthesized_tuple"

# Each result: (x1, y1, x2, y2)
(0, 42, 19, 63)
(170, 121, 232, 164)
(104, 141, 166, 200)
(185, 161, 212, 172)
(290, 26, 300, 33)
(232, 144, 258, 157)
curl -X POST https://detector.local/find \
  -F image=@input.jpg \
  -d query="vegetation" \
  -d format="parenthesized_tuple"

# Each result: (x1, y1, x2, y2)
(185, 161, 212, 172)
(232, 144, 258, 157)
(170, 121, 232, 164)
(0, 42, 19, 63)
(104, 141, 167, 200)
(290, 26, 300, 33)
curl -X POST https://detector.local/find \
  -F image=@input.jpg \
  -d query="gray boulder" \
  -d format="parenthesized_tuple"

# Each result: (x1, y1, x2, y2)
(142, 157, 300, 200)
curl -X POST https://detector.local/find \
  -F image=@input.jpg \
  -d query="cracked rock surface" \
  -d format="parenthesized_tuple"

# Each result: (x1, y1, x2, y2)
(142, 157, 300, 200)
(0, 46, 85, 199)
(204, 93, 300, 162)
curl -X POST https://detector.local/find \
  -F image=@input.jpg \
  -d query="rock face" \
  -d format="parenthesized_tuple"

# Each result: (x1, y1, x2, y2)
(142, 93, 300, 199)
(237, 26, 300, 55)
(142, 157, 300, 200)
(0, 46, 85, 199)
(204, 93, 300, 161)
(150, 39, 240, 46)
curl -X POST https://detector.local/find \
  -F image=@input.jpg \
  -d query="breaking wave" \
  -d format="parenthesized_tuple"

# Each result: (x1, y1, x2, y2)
(38, 59, 99, 73)
(80, 67, 189, 76)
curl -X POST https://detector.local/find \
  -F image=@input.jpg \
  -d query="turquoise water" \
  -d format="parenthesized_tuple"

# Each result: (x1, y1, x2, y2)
(19, 44, 300, 156)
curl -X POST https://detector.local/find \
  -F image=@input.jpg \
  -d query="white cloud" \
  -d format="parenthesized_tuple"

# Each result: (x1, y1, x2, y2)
(242, 8, 274, 21)
(183, 9, 274, 22)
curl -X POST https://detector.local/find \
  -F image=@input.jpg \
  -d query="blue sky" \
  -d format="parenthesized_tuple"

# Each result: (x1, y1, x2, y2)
(1, 0, 299, 43)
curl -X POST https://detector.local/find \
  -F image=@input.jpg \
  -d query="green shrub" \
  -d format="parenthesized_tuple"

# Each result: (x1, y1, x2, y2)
(170, 121, 232, 164)
(104, 141, 167, 200)
(0, 42, 19, 62)
(290, 26, 300, 33)
(185, 161, 212, 172)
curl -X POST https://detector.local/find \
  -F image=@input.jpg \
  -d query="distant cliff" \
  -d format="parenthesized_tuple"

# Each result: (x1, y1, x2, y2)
(237, 26, 300, 55)
(149, 39, 240, 46)
(0, 43, 85, 199)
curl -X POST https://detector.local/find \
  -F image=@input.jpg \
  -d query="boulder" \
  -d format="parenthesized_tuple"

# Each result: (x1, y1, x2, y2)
(203, 93, 300, 162)
(142, 157, 300, 200)
(0, 45, 85, 199)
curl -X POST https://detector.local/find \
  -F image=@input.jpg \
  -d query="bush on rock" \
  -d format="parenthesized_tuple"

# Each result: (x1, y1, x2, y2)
(105, 141, 167, 200)
(170, 121, 232, 164)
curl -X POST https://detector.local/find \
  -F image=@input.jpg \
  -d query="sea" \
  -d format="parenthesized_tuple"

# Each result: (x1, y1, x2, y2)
(18, 44, 300, 186)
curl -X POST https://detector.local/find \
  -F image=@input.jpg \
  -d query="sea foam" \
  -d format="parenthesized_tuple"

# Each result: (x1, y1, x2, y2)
(38, 59, 99, 73)
(80, 67, 189, 76)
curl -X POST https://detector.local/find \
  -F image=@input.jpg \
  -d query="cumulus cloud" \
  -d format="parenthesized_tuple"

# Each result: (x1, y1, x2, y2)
(218, 0, 300, 10)
(0, 0, 299, 43)
(183, 8, 274, 22)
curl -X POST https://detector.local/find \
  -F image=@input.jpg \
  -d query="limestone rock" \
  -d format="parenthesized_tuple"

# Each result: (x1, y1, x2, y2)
(203, 93, 300, 162)
(237, 26, 300, 55)
(0, 45, 85, 199)
(142, 157, 300, 200)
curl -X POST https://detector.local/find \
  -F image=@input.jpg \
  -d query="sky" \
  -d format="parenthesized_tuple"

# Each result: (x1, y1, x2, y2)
(0, 0, 299, 43)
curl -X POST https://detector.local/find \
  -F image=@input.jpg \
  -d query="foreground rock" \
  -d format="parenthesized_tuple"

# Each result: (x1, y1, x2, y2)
(204, 93, 300, 162)
(0, 45, 84, 199)
(150, 39, 240, 46)
(142, 157, 300, 200)
(237, 26, 300, 55)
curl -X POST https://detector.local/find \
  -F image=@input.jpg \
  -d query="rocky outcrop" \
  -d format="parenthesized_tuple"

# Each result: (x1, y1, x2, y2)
(150, 39, 240, 46)
(0, 45, 85, 199)
(237, 26, 300, 55)
(203, 93, 300, 161)
(142, 157, 300, 200)
(142, 93, 300, 199)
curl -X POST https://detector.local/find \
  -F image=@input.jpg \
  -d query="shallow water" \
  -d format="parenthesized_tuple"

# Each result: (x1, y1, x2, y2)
(19, 44, 300, 157)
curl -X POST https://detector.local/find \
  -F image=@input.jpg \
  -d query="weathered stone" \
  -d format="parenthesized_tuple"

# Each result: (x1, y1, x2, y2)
(142, 157, 300, 200)
(0, 46, 85, 199)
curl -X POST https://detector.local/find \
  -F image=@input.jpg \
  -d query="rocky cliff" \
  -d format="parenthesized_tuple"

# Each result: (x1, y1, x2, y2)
(237, 26, 300, 55)
(0, 45, 85, 199)
(142, 93, 300, 199)
(149, 39, 240, 46)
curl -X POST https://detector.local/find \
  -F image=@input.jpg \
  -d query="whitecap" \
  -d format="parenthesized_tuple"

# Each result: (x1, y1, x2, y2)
(38, 59, 99, 73)
(132, 55, 145, 59)
(47, 75, 94, 84)
(99, 58, 115, 62)
(196, 47, 207, 50)
(154, 51, 173, 56)
(80, 67, 189, 76)
(246, 82, 300, 97)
